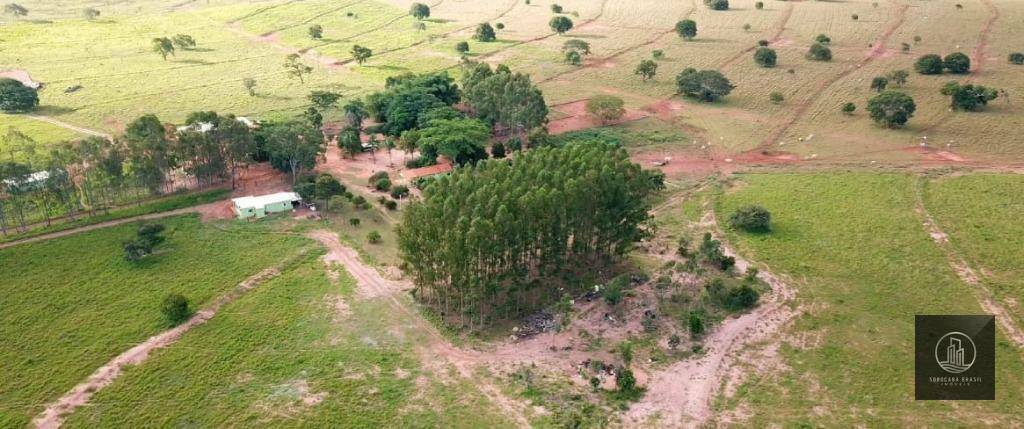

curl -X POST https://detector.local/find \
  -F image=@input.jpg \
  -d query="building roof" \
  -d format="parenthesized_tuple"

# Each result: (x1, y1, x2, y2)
(401, 161, 453, 180)
(232, 192, 301, 209)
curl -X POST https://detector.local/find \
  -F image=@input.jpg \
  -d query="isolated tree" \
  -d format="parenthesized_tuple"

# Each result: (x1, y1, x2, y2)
(870, 76, 889, 92)
(634, 59, 658, 81)
(309, 91, 341, 110)
(901, 42, 911, 53)
(563, 39, 591, 55)
(409, 2, 430, 19)
(456, 41, 470, 54)
(284, 53, 313, 83)
(652, 50, 664, 59)
(943, 52, 971, 74)
(2, 3, 27, 18)
(261, 121, 325, 183)
(742, 23, 751, 32)
(675, 68, 734, 102)
(887, 69, 909, 87)
(82, 8, 100, 20)
(0, 78, 39, 113)
(867, 90, 916, 128)
(152, 37, 175, 60)
(342, 99, 368, 129)
(729, 205, 771, 232)
(308, 24, 323, 39)
(243, 78, 257, 96)
(338, 126, 363, 158)
(351, 45, 373, 65)
(675, 19, 697, 40)
(564, 50, 582, 65)
(314, 173, 345, 210)
(806, 43, 832, 61)
(814, 34, 831, 45)
(474, 23, 496, 42)
(704, 0, 729, 11)
(172, 34, 196, 50)
(549, 16, 573, 34)
(1009, 52, 1024, 65)
(753, 47, 776, 67)
(940, 81, 998, 111)
(585, 95, 626, 124)
(851, 14, 859, 20)
(915, 54, 944, 74)
(769, 91, 784, 104)
(161, 294, 191, 325)
(842, 102, 856, 115)
(551, 4, 563, 13)
(757, 39, 769, 47)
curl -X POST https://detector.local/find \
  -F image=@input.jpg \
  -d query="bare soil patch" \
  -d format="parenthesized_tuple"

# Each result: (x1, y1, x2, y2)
(548, 100, 649, 135)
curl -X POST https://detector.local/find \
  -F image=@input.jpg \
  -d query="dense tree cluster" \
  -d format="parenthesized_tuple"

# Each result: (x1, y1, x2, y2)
(397, 143, 664, 328)
(461, 61, 548, 136)
(915, 52, 970, 75)
(728, 205, 771, 232)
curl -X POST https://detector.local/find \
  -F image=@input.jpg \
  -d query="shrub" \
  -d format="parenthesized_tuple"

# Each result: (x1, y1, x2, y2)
(549, 16, 573, 34)
(585, 95, 626, 124)
(455, 41, 470, 54)
(941, 81, 999, 111)
(564, 50, 581, 65)
(384, 200, 398, 210)
(755, 1, 764, 10)
(754, 47, 777, 67)
(675, 19, 697, 40)
(769, 92, 784, 104)
(757, 39, 769, 47)
(842, 102, 856, 114)
(688, 311, 705, 336)
(870, 76, 889, 92)
(550, 4, 563, 13)
(867, 90, 916, 128)
(1009, 52, 1024, 65)
(390, 185, 410, 199)
(851, 13, 859, 20)
(806, 43, 832, 61)
(615, 367, 641, 400)
(943, 52, 971, 74)
(491, 141, 507, 158)
(367, 231, 382, 243)
(602, 281, 623, 306)
(474, 23, 496, 42)
(675, 68, 734, 102)
(724, 284, 760, 310)
(704, 0, 729, 11)
(496, 22, 505, 30)
(652, 49, 664, 59)
(349, 218, 361, 227)
(814, 34, 831, 45)
(368, 171, 389, 184)
(308, 24, 323, 39)
(729, 205, 771, 232)
(161, 294, 191, 325)
(915, 54, 944, 74)
(374, 178, 392, 191)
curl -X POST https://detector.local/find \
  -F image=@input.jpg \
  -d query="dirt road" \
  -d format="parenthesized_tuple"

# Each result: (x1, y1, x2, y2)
(31, 265, 288, 429)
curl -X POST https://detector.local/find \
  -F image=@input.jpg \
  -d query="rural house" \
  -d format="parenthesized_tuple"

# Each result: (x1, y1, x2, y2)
(231, 192, 301, 219)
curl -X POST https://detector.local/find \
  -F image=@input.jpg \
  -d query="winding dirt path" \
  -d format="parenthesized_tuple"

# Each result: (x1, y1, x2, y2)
(31, 264, 291, 429)
(913, 177, 1024, 350)
(625, 209, 798, 428)
(716, 2, 795, 70)
(306, 230, 532, 428)
(754, 1, 909, 150)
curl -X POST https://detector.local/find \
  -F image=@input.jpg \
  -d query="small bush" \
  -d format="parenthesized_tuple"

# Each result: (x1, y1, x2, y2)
(551, 4, 563, 13)
(729, 205, 771, 232)
(161, 294, 191, 325)
(349, 218, 361, 227)
(755, 1, 763, 9)
(390, 185, 410, 199)
(769, 92, 784, 104)
(704, 0, 729, 11)
(384, 200, 398, 210)
(688, 311, 705, 336)
(915, 54, 944, 74)
(455, 41, 470, 54)
(1008, 52, 1024, 65)
(615, 367, 641, 400)
(724, 284, 760, 310)
(842, 102, 856, 114)
(374, 178, 392, 191)
(367, 231, 382, 243)
(806, 43, 832, 61)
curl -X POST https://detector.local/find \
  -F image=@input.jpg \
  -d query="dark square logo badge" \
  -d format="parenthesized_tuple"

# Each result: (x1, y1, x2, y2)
(915, 315, 995, 400)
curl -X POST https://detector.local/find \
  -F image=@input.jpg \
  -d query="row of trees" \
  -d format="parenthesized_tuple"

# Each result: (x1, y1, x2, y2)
(397, 143, 665, 329)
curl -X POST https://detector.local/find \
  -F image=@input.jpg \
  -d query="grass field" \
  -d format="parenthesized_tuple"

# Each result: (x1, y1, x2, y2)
(3, 0, 1021, 162)
(924, 173, 1024, 330)
(0, 215, 310, 427)
(62, 256, 514, 428)
(713, 173, 1024, 426)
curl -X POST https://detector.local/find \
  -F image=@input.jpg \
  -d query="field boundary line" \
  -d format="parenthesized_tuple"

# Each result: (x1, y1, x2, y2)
(914, 175, 1024, 350)
(0, 207, 212, 250)
(24, 115, 110, 139)
(30, 251, 311, 429)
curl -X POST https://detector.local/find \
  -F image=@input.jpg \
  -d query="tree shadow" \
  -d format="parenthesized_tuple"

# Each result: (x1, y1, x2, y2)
(254, 94, 292, 101)
(570, 34, 607, 39)
(174, 58, 213, 65)
(425, 18, 454, 24)
(184, 47, 215, 53)
(366, 64, 409, 72)
(35, 105, 77, 116)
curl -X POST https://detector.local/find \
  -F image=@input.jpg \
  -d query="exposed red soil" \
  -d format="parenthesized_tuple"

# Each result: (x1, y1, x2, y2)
(547, 99, 649, 135)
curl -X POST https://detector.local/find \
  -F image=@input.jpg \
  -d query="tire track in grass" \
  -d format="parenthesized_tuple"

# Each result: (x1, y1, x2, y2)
(715, 1, 794, 69)
(752, 1, 910, 150)
(255, 0, 369, 37)
(30, 252, 309, 429)
(536, 0, 698, 85)
(914, 176, 1024, 351)
(910, 0, 999, 144)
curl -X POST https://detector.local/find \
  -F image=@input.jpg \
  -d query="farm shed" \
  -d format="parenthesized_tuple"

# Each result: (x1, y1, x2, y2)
(232, 192, 301, 219)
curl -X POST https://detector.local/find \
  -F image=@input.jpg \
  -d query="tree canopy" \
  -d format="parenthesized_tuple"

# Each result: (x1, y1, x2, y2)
(675, 68, 735, 102)
(461, 62, 548, 135)
(943, 52, 971, 74)
(634, 60, 658, 81)
(915, 54, 944, 74)
(866, 90, 916, 128)
(806, 43, 832, 61)
(416, 118, 490, 165)
(940, 81, 998, 111)
(259, 121, 325, 183)
(474, 23, 496, 42)
(397, 143, 664, 329)
(549, 16, 573, 34)
(585, 95, 626, 124)
(753, 47, 777, 68)
(704, 0, 729, 10)
(675, 19, 697, 40)
(409, 2, 430, 19)
(0, 78, 39, 113)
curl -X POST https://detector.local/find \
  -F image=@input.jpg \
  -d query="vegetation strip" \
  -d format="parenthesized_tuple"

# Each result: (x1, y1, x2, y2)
(30, 251, 309, 429)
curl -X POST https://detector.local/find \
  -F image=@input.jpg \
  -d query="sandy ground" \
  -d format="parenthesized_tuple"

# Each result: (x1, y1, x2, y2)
(31, 265, 288, 429)
(548, 100, 650, 135)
